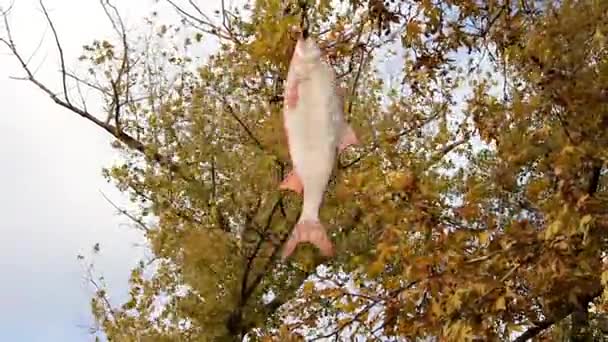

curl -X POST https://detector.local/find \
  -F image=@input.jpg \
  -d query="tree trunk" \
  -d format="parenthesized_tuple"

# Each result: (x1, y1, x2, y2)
(570, 299, 592, 342)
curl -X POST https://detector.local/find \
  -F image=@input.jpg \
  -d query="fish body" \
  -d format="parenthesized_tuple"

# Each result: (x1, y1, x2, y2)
(279, 36, 359, 259)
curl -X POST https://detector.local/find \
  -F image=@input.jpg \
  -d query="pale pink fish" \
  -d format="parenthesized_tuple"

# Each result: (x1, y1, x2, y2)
(279, 35, 359, 259)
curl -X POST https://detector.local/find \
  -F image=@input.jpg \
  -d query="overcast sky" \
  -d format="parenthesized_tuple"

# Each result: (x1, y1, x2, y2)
(0, 0, 244, 339)
(0, 0, 187, 340)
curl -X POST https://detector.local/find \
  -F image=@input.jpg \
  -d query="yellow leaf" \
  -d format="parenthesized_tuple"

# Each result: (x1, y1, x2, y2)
(431, 299, 442, 317)
(562, 145, 575, 154)
(544, 220, 563, 240)
(478, 231, 490, 245)
(368, 261, 384, 277)
(494, 296, 506, 311)
(338, 318, 351, 328)
(406, 20, 422, 39)
(302, 281, 315, 295)
(336, 299, 357, 313)
(446, 291, 463, 314)
(601, 271, 608, 286)
(580, 214, 593, 227)
(507, 323, 524, 334)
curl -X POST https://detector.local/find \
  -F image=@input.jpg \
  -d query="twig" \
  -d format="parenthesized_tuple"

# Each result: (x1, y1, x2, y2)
(39, 0, 71, 106)
(100, 190, 151, 233)
(221, 98, 265, 151)
(64, 71, 110, 95)
(100, 0, 130, 132)
(164, 0, 234, 42)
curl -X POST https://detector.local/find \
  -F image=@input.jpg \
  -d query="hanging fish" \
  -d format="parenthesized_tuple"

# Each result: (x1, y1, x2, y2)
(279, 34, 359, 259)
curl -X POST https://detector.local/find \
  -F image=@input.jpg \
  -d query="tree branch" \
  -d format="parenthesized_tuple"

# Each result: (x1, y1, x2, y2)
(100, 190, 151, 233)
(164, 0, 236, 42)
(241, 195, 282, 303)
(0, 5, 194, 182)
(587, 164, 602, 196)
(513, 284, 602, 342)
(38, 0, 71, 106)
(100, 0, 130, 132)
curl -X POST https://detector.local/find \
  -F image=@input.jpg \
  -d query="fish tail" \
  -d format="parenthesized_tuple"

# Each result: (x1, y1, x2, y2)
(281, 220, 334, 260)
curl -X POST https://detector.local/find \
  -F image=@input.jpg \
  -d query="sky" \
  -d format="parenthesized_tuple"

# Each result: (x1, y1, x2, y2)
(0, 0, 242, 340)
(0, 0, 165, 340)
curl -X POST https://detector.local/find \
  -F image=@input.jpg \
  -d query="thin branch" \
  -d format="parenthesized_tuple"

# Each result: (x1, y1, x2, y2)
(339, 111, 441, 170)
(39, 0, 71, 106)
(164, 0, 233, 41)
(100, 0, 130, 132)
(513, 319, 557, 342)
(24, 25, 48, 67)
(347, 31, 372, 115)
(425, 137, 469, 170)
(311, 283, 415, 341)
(242, 193, 292, 301)
(220, 0, 231, 36)
(513, 280, 602, 341)
(588, 164, 602, 195)
(65, 71, 110, 96)
(312, 299, 381, 341)
(220, 95, 284, 168)
(79, 257, 118, 324)
(240, 195, 281, 303)
(100, 190, 150, 233)
(99, 0, 124, 38)
(0, 8, 194, 182)
(222, 99, 265, 151)
(75, 76, 89, 112)
(187, 0, 214, 24)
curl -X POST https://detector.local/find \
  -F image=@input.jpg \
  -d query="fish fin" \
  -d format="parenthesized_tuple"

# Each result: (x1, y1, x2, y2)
(338, 123, 360, 153)
(294, 39, 304, 57)
(281, 220, 334, 260)
(279, 170, 303, 194)
(284, 81, 299, 110)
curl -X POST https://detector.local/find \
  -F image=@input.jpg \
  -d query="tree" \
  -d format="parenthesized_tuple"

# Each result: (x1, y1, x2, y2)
(2, 0, 607, 340)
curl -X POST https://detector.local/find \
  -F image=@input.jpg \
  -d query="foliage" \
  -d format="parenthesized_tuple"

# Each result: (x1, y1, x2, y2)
(2, 0, 608, 340)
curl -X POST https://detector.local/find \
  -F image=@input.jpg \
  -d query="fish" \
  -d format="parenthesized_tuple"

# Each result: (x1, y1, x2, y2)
(279, 34, 359, 259)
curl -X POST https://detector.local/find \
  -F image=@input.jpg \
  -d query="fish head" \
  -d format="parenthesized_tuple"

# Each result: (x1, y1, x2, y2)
(290, 36, 323, 80)
(294, 36, 322, 64)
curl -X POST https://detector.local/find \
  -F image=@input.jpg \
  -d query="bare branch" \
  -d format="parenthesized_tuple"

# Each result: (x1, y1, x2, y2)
(100, 0, 130, 132)
(0, 7, 194, 182)
(222, 99, 265, 151)
(188, 0, 214, 24)
(0, 1, 15, 15)
(339, 112, 441, 170)
(78, 255, 119, 325)
(75, 75, 89, 112)
(311, 283, 415, 341)
(100, 190, 151, 233)
(346, 32, 372, 115)
(164, 0, 233, 41)
(99, 0, 125, 38)
(24, 25, 48, 66)
(65, 71, 110, 96)
(219, 95, 285, 168)
(38, 0, 71, 106)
